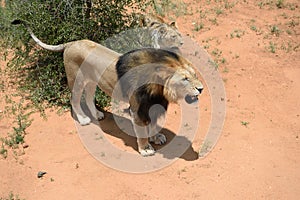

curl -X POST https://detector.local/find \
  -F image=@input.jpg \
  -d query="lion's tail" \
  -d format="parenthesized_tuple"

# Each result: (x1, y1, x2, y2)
(11, 19, 65, 52)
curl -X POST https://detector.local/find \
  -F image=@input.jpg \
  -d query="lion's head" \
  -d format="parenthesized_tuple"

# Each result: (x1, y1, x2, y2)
(163, 65, 203, 104)
(150, 23, 183, 49)
(152, 23, 183, 49)
(138, 14, 183, 49)
(116, 48, 203, 104)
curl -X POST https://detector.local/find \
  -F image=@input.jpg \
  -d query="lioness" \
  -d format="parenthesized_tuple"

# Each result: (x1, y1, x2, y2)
(13, 20, 203, 156)
(102, 14, 183, 53)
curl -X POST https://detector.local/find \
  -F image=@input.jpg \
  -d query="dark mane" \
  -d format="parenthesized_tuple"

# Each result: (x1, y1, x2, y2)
(134, 84, 168, 124)
(115, 48, 179, 124)
(116, 48, 180, 80)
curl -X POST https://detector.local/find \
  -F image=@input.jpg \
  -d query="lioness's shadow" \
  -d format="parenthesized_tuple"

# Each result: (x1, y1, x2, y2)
(93, 110, 198, 161)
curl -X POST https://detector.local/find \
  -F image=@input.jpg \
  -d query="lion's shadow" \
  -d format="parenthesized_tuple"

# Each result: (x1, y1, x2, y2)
(92, 110, 198, 161)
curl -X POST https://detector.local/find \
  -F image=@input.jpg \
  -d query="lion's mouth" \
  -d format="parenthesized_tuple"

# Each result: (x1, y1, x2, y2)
(185, 95, 199, 104)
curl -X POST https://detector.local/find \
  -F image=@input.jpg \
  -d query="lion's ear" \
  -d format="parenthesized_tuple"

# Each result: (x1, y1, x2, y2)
(170, 21, 178, 28)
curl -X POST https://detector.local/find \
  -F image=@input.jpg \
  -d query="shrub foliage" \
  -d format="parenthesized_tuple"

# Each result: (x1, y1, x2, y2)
(0, 0, 151, 110)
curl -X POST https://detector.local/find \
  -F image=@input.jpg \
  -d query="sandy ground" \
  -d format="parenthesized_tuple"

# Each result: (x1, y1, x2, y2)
(0, 0, 300, 199)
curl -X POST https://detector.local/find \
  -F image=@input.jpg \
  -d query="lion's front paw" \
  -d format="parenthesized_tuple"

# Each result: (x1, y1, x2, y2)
(77, 115, 91, 126)
(149, 133, 167, 145)
(139, 144, 155, 157)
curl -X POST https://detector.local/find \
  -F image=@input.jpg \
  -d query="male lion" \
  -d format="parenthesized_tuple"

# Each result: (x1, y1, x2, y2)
(12, 20, 203, 156)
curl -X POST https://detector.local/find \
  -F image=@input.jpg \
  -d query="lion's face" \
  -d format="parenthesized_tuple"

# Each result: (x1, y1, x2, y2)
(164, 67, 203, 103)
(156, 24, 183, 48)
(139, 14, 183, 49)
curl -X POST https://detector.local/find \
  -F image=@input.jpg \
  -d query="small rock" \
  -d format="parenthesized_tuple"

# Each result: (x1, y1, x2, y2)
(37, 171, 47, 178)
(22, 143, 29, 148)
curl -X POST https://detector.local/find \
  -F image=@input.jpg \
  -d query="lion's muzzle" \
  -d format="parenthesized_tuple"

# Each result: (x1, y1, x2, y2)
(185, 85, 203, 104)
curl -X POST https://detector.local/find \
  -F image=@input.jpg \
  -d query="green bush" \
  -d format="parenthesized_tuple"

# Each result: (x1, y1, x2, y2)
(0, 0, 151, 110)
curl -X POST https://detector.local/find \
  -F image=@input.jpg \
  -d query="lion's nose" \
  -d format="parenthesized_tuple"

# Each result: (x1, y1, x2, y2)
(197, 87, 203, 94)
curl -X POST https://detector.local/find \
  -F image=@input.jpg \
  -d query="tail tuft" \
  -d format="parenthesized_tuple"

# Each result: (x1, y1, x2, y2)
(11, 19, 65, 52)
(11, 19, 24, 25)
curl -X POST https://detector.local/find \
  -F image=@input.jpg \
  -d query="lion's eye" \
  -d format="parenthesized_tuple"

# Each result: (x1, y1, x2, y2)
(183, 77, 189, 81)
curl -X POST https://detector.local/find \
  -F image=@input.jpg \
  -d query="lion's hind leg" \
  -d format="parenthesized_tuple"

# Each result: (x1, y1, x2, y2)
(71, 74, 91, 126)
(72, 91, 91, 125)
(84, 82, 104, 121)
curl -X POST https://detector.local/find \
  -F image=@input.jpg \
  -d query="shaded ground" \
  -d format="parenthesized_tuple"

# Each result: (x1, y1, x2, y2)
(1, 0, 300, 199)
